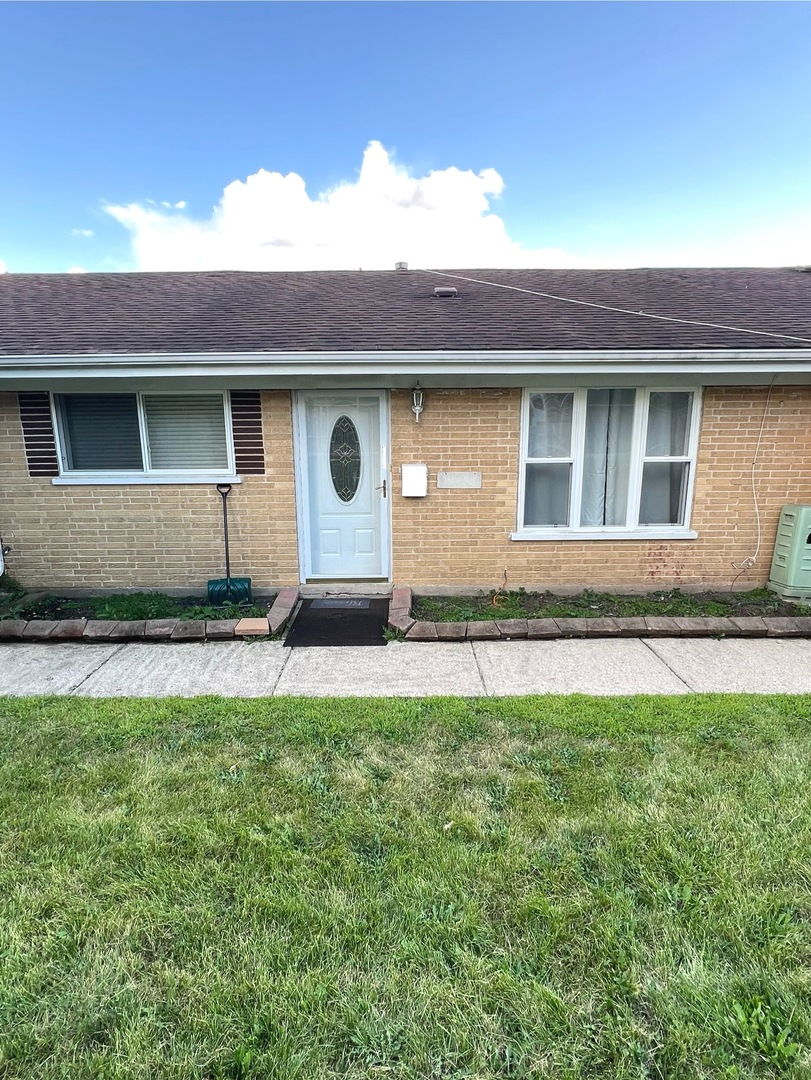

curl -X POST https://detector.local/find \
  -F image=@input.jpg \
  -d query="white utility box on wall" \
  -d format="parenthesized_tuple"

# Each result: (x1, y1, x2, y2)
(401, 463, 428, 497)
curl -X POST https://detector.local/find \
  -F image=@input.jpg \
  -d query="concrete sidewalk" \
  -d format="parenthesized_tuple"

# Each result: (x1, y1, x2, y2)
(2, 637, 811, 696)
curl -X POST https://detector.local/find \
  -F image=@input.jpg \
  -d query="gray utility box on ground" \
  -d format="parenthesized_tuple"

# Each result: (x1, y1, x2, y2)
(768, 504, 811, 602)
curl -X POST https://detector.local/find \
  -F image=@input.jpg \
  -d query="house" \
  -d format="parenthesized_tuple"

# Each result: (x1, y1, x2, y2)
(1, 266, 810, 594)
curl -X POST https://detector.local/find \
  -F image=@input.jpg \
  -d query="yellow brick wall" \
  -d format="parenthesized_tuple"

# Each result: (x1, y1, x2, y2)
(2, 385, 810, 592)
(0, 391, 300, 590)
(389, 386, 811, 591)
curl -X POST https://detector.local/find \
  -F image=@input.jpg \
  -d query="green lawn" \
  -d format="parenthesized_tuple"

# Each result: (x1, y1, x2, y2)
(0, 695, 809, 1079)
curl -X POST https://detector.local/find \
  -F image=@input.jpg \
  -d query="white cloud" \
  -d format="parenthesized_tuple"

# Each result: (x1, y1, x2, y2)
(67, 266, 88, 273)
(104, 141, 811, 271)
(0, 258, 6, 273)
(105, 141, 576, 271)
(70, 228, 94, 238)
(610, 223, 811, 270)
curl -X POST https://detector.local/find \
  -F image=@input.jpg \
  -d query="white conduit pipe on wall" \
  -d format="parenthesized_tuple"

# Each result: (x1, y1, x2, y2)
(733, 376, 777, 574)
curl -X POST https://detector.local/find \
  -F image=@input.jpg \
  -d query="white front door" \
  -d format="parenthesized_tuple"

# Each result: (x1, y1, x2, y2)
(295, 391, 389, 580)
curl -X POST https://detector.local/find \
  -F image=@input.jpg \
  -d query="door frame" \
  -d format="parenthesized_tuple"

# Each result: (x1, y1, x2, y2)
(292, 389, 392, 583)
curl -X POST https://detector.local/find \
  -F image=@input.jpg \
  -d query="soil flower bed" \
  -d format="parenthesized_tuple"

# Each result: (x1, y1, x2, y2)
(413, 587, 811, 623)
(2, 591, 268, 623)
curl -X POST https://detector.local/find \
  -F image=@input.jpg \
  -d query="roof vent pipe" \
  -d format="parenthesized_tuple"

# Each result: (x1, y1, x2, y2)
(433, 286, 458, 299)
(395, 261, 408, 271)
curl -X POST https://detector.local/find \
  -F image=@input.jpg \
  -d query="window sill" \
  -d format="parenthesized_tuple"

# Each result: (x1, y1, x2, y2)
(51, 474, 242, 486)
(510, 528, 698, 542)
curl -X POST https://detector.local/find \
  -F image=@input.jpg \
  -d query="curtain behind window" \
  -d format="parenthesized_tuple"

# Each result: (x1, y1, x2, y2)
(640, 463, 688, 523)
(527, 392, 573, 457)
(524, 392, 573, 527)
(639, 392, 692, 523)
(580, 389, 635, 526)
(646, 392, 691, 456)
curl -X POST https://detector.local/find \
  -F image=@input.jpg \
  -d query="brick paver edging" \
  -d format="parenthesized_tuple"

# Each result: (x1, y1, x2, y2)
(389, 589, 811, 641)
(3, 588, 810, 643)
(0, 617, 260, 643)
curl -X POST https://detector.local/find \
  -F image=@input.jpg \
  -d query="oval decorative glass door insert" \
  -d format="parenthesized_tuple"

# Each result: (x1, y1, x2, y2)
(329, 415, 362, 502)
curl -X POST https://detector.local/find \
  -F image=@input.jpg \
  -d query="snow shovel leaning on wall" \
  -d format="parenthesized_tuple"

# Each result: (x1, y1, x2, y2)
(207, 484, 252, 605)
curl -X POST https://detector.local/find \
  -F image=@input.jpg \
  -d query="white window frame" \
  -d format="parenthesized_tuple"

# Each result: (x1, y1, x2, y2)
(512, 386, 701, 541)
(50, 390, 241, 485)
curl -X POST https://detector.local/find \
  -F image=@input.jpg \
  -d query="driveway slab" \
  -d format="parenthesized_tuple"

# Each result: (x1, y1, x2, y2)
(275, 642, 484, 697)
(472, 639, 688, 695)
(0, 642, 123, 694)
(74, 641, 288, 697)
(645, 638, 811, 693)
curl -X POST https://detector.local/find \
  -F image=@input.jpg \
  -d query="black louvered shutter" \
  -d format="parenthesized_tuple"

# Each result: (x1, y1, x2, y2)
(18, 392, 60, 477)
(230, 391, 265, 474)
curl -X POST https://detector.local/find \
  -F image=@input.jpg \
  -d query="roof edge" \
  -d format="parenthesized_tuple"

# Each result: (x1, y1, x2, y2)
(2, 347, 811, 387)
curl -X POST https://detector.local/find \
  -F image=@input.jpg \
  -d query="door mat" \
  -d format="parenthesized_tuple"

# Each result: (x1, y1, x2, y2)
(283, 598, 389, 648)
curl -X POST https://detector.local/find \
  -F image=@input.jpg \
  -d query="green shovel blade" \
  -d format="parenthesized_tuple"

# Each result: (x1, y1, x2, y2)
(206, 578, 252, 605)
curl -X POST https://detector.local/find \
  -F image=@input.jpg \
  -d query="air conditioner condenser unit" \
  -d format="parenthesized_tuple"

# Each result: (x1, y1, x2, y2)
(767, 504, 811, 603)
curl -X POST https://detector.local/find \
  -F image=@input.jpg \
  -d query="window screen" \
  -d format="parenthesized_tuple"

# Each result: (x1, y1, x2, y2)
(60, 394, 143, 471)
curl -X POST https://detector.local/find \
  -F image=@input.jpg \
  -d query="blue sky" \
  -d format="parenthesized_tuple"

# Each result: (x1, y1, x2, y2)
(1, 1, 810, 272)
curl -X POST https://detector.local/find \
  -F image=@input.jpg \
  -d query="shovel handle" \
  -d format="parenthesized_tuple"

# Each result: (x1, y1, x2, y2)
(216, 485, 233, 595)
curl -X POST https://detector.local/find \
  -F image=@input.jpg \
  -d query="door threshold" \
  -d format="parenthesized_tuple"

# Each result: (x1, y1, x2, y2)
(299, 581, 392, 597)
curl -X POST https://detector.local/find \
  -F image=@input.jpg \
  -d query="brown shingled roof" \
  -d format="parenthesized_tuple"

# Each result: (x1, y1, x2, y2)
(1, 267, 810, 356)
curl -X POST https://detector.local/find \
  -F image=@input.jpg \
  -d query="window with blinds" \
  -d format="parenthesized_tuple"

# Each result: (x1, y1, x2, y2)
(54, 393, 232, 475)
(143, 395, 229, 470)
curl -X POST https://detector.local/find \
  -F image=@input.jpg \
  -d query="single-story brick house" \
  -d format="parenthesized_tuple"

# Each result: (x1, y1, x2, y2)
(1, 266, 810, 593)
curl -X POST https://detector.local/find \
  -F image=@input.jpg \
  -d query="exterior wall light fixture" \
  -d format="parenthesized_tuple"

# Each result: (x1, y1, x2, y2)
(411, 384, 425, 423)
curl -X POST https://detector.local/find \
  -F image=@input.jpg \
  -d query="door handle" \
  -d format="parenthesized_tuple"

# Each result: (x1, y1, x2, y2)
(376, 479, 387, 498)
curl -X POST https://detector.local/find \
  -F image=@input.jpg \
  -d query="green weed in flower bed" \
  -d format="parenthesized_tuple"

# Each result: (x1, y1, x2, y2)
(413, 587, 811, 623)
(0, 572, 25, 599)
(4, 591, 269, 622)
(0, 693, 809, 1078)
